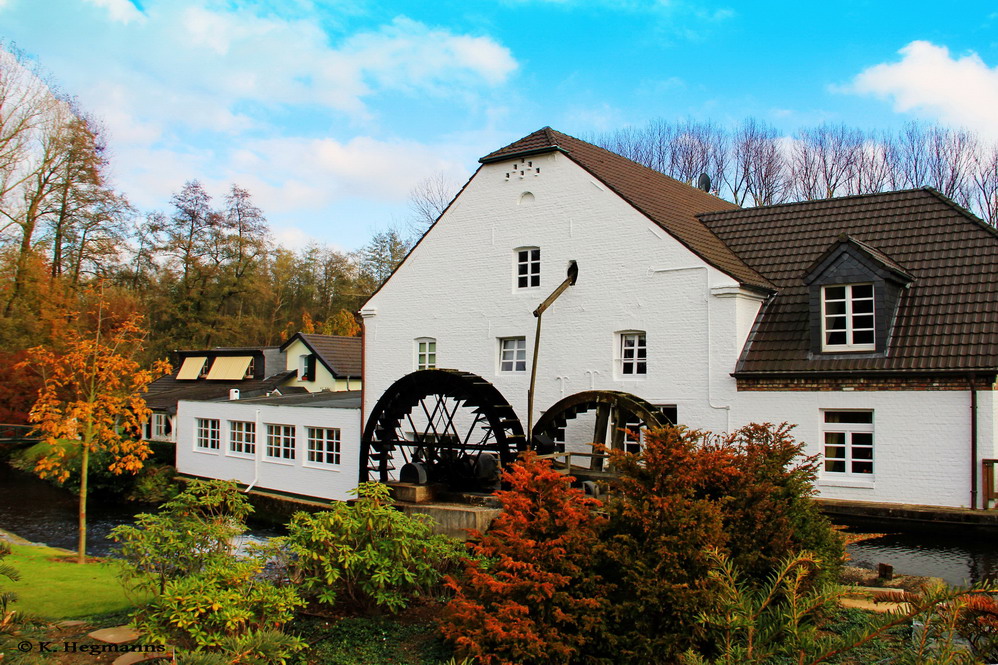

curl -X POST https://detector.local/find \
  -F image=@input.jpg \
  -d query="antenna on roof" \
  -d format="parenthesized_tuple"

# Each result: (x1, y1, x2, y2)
(697, 173, 711, 193)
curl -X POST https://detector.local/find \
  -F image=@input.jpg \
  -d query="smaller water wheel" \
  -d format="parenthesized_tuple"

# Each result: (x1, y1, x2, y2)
(361, 369, 527, 491)
(531, 390, 668, 474)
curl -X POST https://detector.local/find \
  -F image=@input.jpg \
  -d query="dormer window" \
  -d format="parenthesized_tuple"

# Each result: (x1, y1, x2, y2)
(804, 236, 912, 356)
(822, 284, 875, 351)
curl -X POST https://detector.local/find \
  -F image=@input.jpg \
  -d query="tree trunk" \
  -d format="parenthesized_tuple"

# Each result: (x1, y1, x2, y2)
(78, 443, 88, 564)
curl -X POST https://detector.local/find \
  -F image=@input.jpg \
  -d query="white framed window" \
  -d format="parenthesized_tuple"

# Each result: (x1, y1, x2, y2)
(618, 332, 647, 376)
(265, 424, 296, 461)
(822, 284, 875, 351)
(822, 410, 874, 476)
(229, 420, 256, 456)
(150, 413, 171, 441)
(499, 337, 527, 372)
(515, 247, 540, 289)
(195, 418, 220, 451)
(306, 427, 341, 466)
(416, 338, 437, 370)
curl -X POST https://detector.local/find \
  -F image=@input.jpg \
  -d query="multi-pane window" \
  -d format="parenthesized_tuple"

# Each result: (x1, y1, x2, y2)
(822, 284, 875, 351)
(499, 337, 527, 372)
(516, 248, 540, 288)
(416, 338, 437, 370)
(265, 424, 296, 460)
(151, 413, 171, 440)
(619, 332, 647, 376)
(229, 420, 256, 456)
(823, 410, 874, 475)
(196, 418, 220, 450)
(307, 427, 341, 466)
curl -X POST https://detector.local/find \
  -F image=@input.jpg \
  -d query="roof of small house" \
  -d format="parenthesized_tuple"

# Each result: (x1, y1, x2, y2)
(699, 188, 998, 375)
(280, 333, 362, 377)
(146, 371, 297, 414)
(481, 127, 772, 291)
(228, 390, 362, 409)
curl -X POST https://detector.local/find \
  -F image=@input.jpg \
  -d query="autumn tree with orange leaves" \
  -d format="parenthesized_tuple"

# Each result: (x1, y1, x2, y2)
(21, 291, 169, 562)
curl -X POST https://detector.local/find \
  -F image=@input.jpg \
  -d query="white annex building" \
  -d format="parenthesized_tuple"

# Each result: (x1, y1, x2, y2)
(360, 127, 998, 510)
(176, 391, 361, 502)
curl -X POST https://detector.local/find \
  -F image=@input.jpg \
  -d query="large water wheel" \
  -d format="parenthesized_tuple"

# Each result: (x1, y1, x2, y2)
(360, 369, 527, 491)
(531, 390, 669, 473)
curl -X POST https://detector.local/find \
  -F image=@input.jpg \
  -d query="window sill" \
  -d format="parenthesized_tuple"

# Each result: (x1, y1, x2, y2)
(263, 457, 296, 466)
(226, 451, 255, 460)
(303, 462, 342, 471)
(820, 477, 876, 489)
(193, 447, 220, 455)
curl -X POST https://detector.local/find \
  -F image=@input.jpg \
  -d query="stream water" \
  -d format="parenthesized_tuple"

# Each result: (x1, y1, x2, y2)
(0, 463, 995, 585)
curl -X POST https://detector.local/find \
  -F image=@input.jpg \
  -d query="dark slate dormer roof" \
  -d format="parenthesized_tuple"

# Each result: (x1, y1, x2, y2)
(700, 188, 998, 375)
(803, 234, 914, 285)
(280, 333, 362, 378)
(481, 128, 772, 292)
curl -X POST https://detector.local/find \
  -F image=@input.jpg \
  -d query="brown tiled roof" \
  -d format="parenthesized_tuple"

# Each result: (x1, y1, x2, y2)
(700, 188, 998, 375)
(481, 128, 772, 291)
(282, 334, 362, 377)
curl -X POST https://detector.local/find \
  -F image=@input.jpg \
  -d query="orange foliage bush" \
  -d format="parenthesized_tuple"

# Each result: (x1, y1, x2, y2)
(439, 451, 608, 665)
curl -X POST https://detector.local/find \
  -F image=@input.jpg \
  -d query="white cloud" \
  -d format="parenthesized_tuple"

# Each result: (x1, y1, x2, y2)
(850, 41, 998, 136)
(83, 0, 144, 23)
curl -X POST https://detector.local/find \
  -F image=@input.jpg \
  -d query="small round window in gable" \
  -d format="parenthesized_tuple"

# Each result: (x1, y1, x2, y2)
(519, 192, 535, 205)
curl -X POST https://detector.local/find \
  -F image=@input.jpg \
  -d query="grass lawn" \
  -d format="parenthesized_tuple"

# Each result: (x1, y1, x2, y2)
(4, 543, 144, 619)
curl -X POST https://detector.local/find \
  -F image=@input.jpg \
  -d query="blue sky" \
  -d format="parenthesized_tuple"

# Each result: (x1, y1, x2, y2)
(3, 0, 997, 250)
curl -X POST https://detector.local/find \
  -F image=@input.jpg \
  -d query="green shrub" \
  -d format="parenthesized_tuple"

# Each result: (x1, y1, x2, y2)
(439, 451, 608, 665)
(111, 478, 253, 595)
(597, 425, 731, 663)
(595, 423, 844, 663)
(126, 462, 179, 504)
(720, 423, 843, 587)
(277, 482, 465, 613)
(134, 559, 304, 663)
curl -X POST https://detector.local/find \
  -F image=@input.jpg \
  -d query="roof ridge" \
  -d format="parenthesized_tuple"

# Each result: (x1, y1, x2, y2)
(698, 187, 932, 219)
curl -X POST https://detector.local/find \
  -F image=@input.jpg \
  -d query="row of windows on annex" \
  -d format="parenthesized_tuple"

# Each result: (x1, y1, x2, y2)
(412, 332, 648, 376)
(194, 418, 341, 467)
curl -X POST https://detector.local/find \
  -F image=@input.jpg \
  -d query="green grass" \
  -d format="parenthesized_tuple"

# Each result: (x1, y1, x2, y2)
(4, 543, 144, 619)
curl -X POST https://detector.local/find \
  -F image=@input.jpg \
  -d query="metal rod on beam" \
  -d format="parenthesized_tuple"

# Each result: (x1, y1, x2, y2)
(527, 261, 578, 443)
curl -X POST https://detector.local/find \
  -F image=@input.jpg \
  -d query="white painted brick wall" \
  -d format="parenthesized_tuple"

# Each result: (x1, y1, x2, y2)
(362, 152, 994, 509)
(176, 400, 361, 502)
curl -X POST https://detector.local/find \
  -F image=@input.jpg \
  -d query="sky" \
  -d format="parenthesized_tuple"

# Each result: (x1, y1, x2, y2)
(2, 0, 997, 251)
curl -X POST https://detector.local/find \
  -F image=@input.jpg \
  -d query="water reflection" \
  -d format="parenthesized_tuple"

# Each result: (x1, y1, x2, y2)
(840, 519, 998, 587)
(0, 463, 137, 556)
(0, 464, 281, 557)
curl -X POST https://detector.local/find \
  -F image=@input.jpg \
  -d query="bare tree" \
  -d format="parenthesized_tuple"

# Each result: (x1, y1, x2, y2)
(972, 143, 998, 226)
(925, 126, 977, 207)
(407, 172, 459, 237)
(849, 131, 896, 196)
(731, 118, 787, 207)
